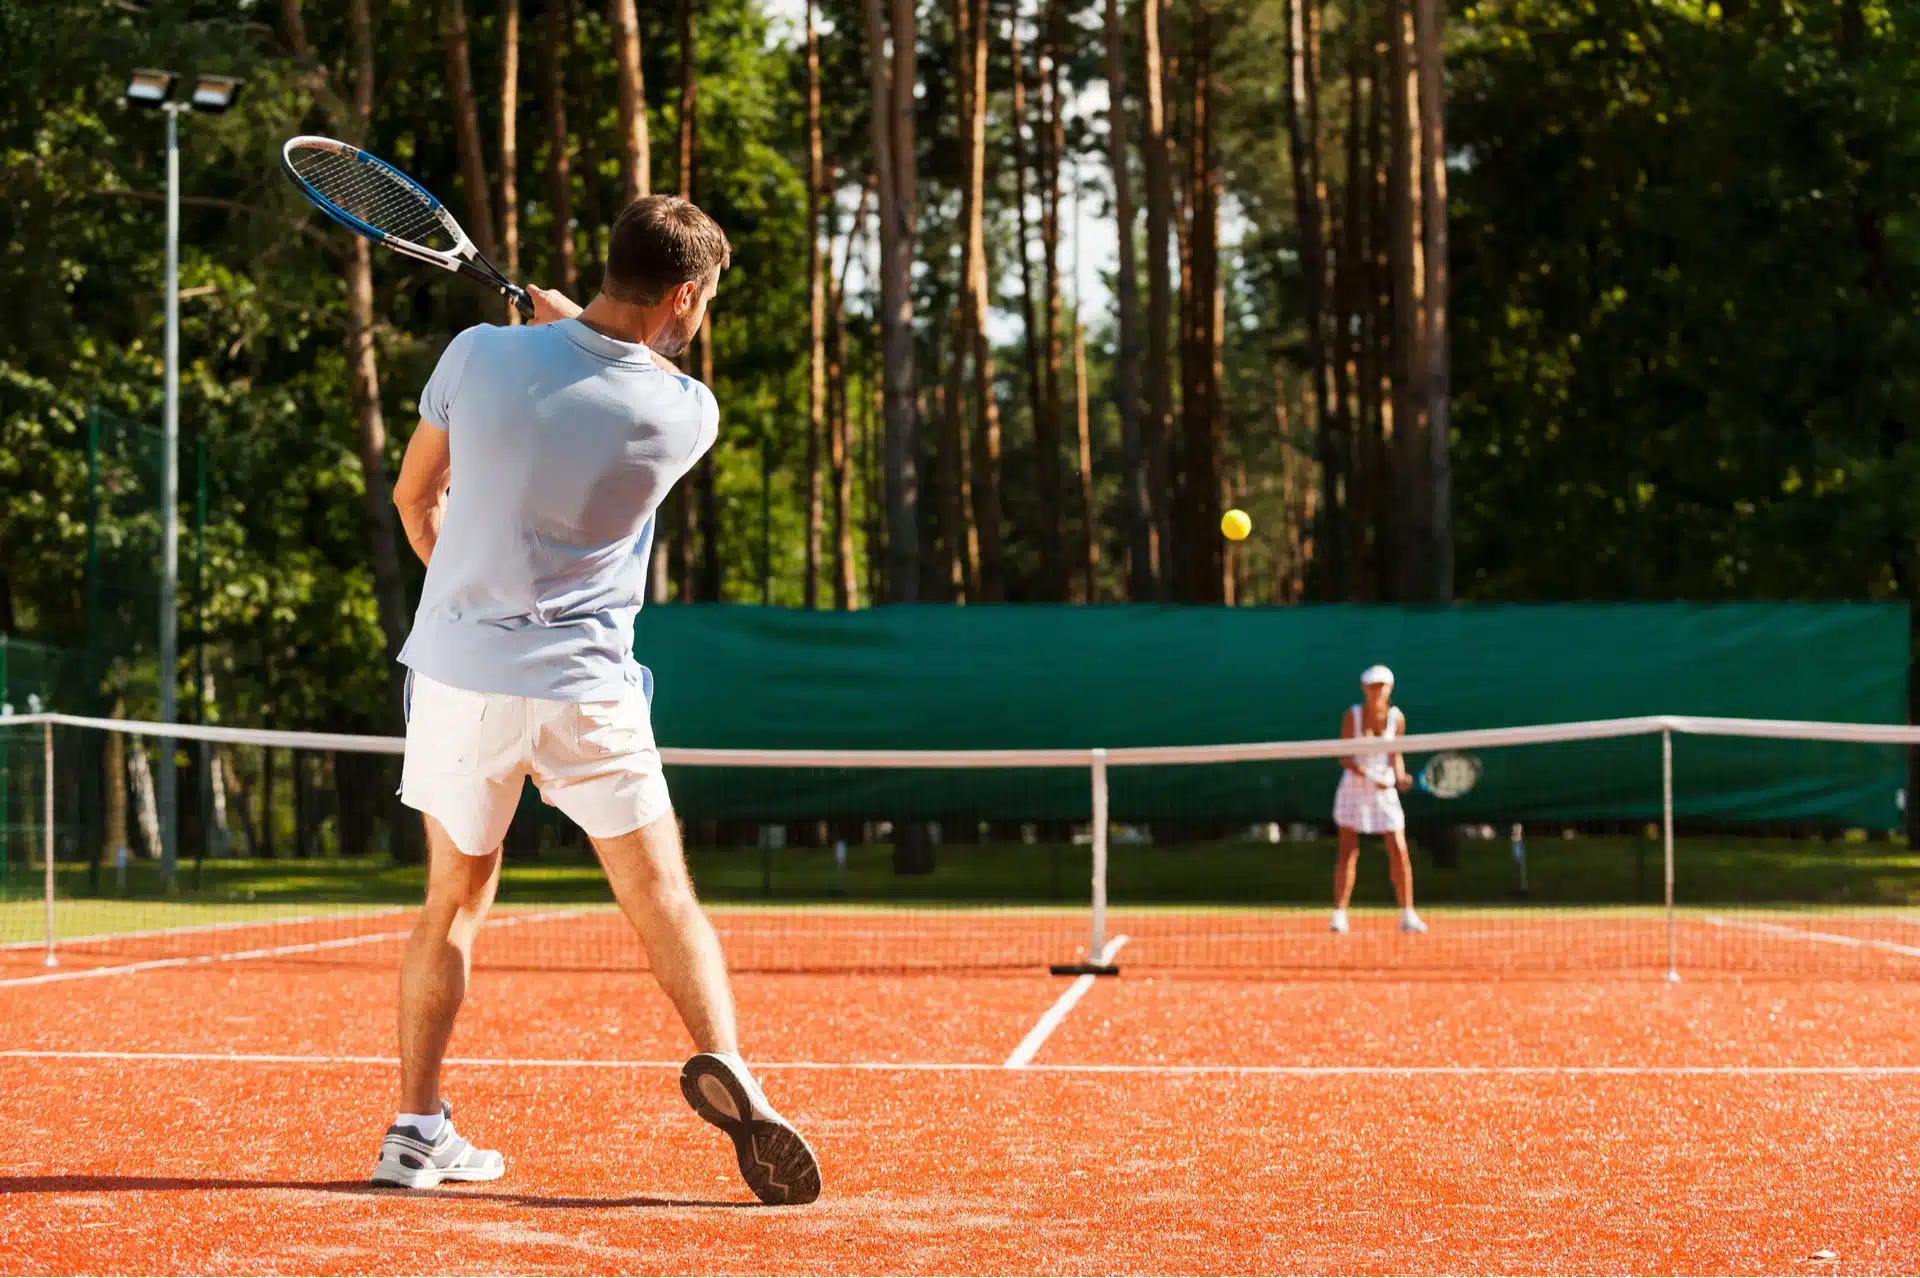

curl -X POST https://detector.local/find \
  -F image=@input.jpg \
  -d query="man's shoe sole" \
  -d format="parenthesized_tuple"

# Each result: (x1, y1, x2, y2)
(680, 1053, 822, 1205)
(370, 1158, 505, 1189)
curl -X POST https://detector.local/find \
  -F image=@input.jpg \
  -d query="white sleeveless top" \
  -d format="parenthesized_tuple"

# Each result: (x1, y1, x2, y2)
(1346, 704, 1404, 788)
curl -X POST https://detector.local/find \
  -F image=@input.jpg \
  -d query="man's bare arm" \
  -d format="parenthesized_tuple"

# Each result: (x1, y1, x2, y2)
(393, 421, 452, 567)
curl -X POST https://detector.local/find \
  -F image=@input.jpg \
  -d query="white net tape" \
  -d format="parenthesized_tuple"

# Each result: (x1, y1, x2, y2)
(7, 711, 1919, 767)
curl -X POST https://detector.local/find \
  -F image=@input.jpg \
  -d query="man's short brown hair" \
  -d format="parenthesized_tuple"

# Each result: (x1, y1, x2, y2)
(602, 196, 731, 306)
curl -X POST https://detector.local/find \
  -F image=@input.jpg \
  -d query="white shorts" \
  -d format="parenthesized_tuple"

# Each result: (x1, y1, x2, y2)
(400, 670, 674, 856)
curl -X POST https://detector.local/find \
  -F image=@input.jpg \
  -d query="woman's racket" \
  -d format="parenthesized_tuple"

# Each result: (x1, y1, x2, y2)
(1415, 751, 1481, 799)
(281, 135, 533, 319)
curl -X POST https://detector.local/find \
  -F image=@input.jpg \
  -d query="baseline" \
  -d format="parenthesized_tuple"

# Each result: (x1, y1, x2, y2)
(4, 1048, 1920, 1077)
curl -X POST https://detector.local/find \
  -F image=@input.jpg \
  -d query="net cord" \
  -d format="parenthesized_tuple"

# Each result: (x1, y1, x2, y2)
(9, 710, 1920, 766)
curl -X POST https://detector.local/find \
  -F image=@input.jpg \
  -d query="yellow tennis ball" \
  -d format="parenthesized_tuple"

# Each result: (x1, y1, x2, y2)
(1220, 508, 1252, 541)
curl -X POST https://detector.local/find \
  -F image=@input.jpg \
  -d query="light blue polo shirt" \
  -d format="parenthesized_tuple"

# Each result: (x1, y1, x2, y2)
(397, 320, 717, 702)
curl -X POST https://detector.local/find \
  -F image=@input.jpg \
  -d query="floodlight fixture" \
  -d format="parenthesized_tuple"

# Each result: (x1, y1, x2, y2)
(125, 68, 178, 107)
(189, 74, 244, 114)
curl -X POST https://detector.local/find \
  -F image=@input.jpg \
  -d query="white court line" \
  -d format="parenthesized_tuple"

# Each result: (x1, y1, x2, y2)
(1704, 914, 1920, 960)
(1003, 935, 1130, 1069)
(0, 906, 412, 952)
(4, 1048, 1919, 1077)
(0, 908, 591, 989)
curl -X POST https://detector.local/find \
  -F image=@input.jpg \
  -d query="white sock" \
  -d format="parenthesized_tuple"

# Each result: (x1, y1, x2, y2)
(1400, 907, 1421, 922)
(1332, 908, 1348, 921)
(397, 1110, 445, 1141)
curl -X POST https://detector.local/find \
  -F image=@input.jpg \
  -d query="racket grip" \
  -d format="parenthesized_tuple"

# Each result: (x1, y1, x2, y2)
(507, 285, 534, 320)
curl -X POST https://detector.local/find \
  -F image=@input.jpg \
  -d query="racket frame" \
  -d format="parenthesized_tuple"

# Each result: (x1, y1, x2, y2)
(1416, 750, 1482, 799)
(281, 135, 533, 319)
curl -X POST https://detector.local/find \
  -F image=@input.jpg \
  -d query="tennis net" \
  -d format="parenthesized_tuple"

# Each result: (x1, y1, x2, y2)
(3, 711, 1918, 980)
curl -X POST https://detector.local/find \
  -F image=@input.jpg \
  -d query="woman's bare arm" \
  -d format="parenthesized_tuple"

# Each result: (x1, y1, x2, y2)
(1339, 712, 1361, 776)
(1392, 710, 1412, 789)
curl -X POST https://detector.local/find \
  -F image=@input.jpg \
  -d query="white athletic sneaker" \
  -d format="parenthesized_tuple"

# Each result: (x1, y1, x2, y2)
(369, 1101, 505, 1188)
(681, 1052, 822, 1205)
(1330, 909, 1349, 935)
(1399, 909, 1429, 934)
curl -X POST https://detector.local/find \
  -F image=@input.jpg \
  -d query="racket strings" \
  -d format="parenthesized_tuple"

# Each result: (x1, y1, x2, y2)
(289, 147, 458, 254)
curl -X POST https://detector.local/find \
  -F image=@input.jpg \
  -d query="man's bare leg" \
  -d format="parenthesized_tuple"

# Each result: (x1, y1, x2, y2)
(398, 816, 502, 1114)
(590, 809, 737, 1055)
(592, 810, 819, 1204)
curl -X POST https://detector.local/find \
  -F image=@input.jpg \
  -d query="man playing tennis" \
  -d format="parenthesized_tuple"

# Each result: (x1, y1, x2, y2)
(369, 196, 821, 1205)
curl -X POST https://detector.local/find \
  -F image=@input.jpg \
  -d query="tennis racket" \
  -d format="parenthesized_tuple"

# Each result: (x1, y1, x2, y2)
(281, 135, 533, 320)
(1414, 751, 1481, 799)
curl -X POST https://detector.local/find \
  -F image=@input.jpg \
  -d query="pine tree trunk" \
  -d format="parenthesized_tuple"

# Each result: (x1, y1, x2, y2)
(443, 0, 499, 262)
(1037, 0, 1067, 602)
(829, 271, 857, 609)
(1386, 0, 1427, 601)
(543, 0, 576, 295)
(865, 346, 885, 604)
(863, 0, 920, 603)
(261, 745, 277, 860)
(1414, 0, 1452, 601)
(936, 303, 970, 602)
(1074, 318, 1098, 600)
(1180, 6, 1222, 602)
(1010, 10, 1057, 599)
(833, 180, 872, 610)
(104, 706, 127, 865)
(679, 0, 696, 198)
(936, 0, 980, 602)
(572, 0, 606, 283)
(1104, 0, 1150, 601)
(806, 0, 827, 609)
(683, 0, 723, 602)
(1140, 0, 1174, 595)
(611, 0, 650, 203)
(1367, 12, 1395, 599)
(500, 0, 522, 325)
(1284, 0, 1337, 600)
(293, 748, 310, 858)
(698, 319, 721, 600)
(1341, 9, 1372, 595)
(964, 0, 1005, 602)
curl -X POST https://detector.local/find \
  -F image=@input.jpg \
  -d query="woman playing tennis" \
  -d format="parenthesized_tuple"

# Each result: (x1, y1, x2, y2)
(1330, 664, 1428, 935)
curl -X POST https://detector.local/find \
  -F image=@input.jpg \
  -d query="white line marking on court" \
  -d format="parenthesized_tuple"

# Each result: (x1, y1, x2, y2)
(0, 907, 412, 952)
(1003, 935, 1130, 1069)
(1703, 915, 1920, 960)
(4, 1048, 1919, 1077)
(0, 909, 591, 989)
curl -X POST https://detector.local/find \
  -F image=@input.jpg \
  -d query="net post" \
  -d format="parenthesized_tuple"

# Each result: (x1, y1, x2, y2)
(1050, 748, 1118, 976)
(1662, 727, 1678, 983)
(43, 719, 57, 969)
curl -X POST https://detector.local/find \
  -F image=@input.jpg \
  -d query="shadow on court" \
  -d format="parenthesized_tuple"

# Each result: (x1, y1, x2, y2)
(0, 1175, 762, 1210)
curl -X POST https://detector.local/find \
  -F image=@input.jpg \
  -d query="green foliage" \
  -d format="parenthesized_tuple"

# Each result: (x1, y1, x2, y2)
(1447, 0, 1920, 600)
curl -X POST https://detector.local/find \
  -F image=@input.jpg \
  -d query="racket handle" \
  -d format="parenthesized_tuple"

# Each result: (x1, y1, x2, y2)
(506, 284, 534, 320)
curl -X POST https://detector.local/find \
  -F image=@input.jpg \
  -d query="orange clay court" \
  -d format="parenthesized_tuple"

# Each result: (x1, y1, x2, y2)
(2, 905, 1918, 1275)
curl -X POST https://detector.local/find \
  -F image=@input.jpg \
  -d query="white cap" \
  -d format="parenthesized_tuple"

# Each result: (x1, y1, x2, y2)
(1359, 664, 1395, 687)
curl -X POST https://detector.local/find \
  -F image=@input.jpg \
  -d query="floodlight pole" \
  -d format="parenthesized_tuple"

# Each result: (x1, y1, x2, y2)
(157, 99, 182, 889)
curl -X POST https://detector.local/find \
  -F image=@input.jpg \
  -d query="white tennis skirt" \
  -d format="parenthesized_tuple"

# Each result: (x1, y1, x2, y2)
(1333, 774, 1406, 835)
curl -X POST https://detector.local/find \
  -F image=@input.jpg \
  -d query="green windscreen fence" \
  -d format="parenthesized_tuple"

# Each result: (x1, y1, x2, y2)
(628, 604, 1909, 829)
